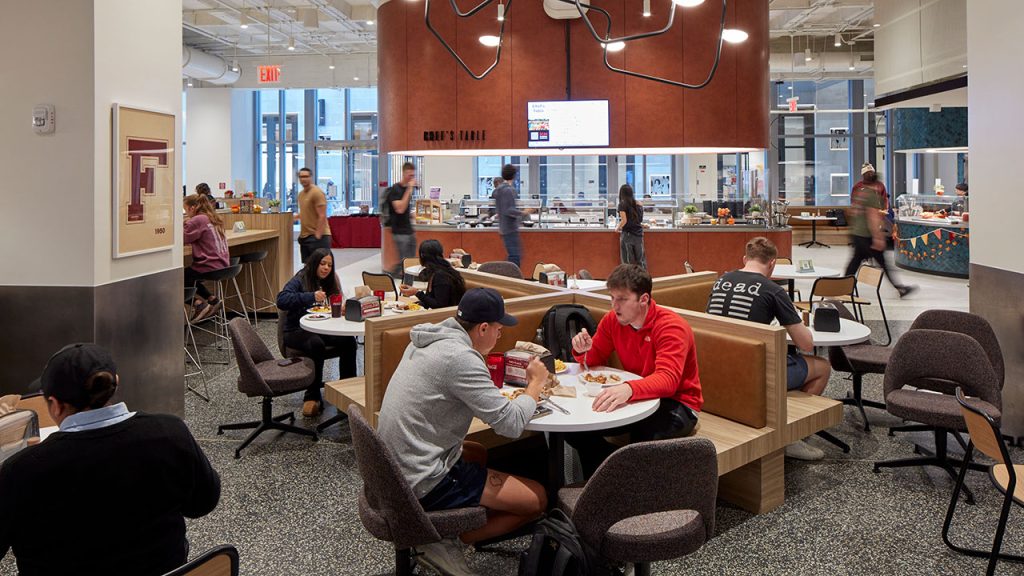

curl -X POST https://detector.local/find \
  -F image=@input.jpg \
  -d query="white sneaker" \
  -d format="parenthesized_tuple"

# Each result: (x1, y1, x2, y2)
(785, 440, 825, 461)
(414, 539, 478, 576)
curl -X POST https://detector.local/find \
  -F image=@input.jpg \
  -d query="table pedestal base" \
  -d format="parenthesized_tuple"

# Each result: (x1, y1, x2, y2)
(798, 220, 831, 249)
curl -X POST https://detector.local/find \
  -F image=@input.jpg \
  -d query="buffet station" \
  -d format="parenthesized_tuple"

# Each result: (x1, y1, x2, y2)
(893, 194, 969, 278)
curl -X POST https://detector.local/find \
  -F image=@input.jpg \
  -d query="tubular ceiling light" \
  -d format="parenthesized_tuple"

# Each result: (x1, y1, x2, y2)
(366, 20, 375, 25)
(834, 33, 841, 47)
(239, 12, 249, 29)
(804, 47, 812, 62)
(479, 35, 500, 47)
(643, 0, 651, 17)
(426, 0, 510, 79)
(603, 41, 626, 52)
(329, 63, 335, 69)
(873, 23, 880, 27)
(672, 0, 705, 7)
(497, 2, 504, 21)
(288, 37, 295, 51)
(721, 29, 747, 43)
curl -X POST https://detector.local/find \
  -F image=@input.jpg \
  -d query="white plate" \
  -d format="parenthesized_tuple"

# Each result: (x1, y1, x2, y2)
(307, 307, 331, 314)
(577, 371, 626, 387)
(305, 313, 330, 321)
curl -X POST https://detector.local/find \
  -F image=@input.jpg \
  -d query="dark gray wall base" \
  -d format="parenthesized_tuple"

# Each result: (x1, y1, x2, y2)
(970, 263, 1024, 439)
(1, 267, 185, 416)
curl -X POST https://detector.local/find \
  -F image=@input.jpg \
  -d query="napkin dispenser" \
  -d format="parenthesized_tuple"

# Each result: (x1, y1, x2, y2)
(503, 349, 556, 386)
(812, 303, 841, 333)
(539, 271, 566, 287)
(344, 295, 382, 322)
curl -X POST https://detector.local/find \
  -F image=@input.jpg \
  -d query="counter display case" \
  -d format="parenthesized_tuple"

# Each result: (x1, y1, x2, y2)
(638, 199, 678, 228)
(543, 199, 611, 228)
(452, 198, 543, 228)
(894, 194, 969, 278)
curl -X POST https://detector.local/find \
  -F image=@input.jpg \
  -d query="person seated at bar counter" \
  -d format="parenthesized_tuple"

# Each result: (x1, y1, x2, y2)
(276, 248, 357, 417)
(183, 193, 229, 322)
(400, 239, 467, 309)
(0, 344, 221, 576)
(568, 264, 703, 478)
(706, 236, 830, 460)
(378, 288, 548, 576)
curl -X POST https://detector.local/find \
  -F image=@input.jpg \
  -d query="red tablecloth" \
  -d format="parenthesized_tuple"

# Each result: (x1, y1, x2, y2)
(329, 216, 382, 248)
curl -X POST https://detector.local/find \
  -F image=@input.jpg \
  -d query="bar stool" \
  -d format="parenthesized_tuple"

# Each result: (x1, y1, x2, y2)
(236, 250, 275, 326)
(190, 263, 248, 364)
(183, 287, 210, 402)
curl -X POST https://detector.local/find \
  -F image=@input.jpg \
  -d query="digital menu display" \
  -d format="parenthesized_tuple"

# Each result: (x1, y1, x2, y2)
(527, 100, 609, 148)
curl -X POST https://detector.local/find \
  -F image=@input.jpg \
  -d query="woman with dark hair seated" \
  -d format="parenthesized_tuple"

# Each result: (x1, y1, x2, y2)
(276, 248, 357, 417)
(400, 239, 467, 309)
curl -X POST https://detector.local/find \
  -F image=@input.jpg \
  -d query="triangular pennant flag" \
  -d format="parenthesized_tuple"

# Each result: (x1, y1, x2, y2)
(934, 229, 942, 240)
(910, 237, 917, 248)
(921, 234, 929, 246)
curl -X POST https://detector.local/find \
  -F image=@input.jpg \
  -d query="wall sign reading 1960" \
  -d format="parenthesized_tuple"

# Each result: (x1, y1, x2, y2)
(422, 130, 487, 142)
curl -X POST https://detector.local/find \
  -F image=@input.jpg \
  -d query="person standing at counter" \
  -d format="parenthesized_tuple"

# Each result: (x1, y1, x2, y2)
(183, 194, 229, 322)
(385, 162, 418, 277)
(400, 239, 466, 309)
(276, 248, 357, 417)
(845, 163, 916, 297)
(297, 167, 331, 264)
(952, 182, 969, 213)
(616, 184, 647, 270)
(493, 163, 524, 267)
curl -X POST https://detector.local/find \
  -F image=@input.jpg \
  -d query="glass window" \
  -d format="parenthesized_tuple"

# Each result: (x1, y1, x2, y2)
(316, 88, 345, 141)
(617, 155, 642, 196)
(573, 156, 606, 198)
(540, 156, 573, 201)
(646, 155, 672, 197)
(476, 156, 504, 199)
(350, 150, 377, 205)
(258, 142, 278, 201)
(283, 89, 305, 141)
(349, 88, 377, 113)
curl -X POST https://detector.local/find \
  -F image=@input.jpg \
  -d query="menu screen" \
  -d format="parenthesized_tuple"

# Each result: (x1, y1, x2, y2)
(527, 100, 609, 148)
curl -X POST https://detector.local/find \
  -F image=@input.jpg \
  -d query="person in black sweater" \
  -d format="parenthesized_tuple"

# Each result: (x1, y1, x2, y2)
(616, 184, 647, 269)
(400, 239, 467, 309)
(0, 343, 220, 576)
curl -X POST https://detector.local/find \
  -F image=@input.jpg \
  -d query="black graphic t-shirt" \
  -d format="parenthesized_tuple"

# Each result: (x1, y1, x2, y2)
(706, 270, 802, 326)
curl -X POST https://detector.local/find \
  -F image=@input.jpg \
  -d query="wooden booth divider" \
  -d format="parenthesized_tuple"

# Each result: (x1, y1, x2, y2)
(326, 283, 841, 514)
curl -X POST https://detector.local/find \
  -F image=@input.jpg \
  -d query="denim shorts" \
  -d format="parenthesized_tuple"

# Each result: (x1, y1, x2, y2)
(787, 352, 809, 391)
(418, 458, 487, 512)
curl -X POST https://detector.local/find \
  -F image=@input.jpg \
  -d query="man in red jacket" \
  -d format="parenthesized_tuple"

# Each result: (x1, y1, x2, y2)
(567, 264, 703, 477)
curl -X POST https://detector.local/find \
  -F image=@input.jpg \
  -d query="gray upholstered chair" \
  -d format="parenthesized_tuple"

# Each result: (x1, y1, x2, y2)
(477, 261, 523, 279)
(577, 269, 594, 280)
(217, 318, 318, 459)
(873, 329, 1002, 504)
(347, 406, 487, 576)
(557, 437, 718, 576)
(827, 299, 890, 431)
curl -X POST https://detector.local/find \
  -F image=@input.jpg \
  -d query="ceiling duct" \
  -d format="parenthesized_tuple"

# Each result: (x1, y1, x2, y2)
(182, 45, 241, 85)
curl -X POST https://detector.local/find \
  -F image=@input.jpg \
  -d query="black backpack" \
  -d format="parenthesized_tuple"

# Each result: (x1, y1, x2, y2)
(378, 185, 394, 227)
(541, 304, 597, 362)
(519, 509, 608, 576)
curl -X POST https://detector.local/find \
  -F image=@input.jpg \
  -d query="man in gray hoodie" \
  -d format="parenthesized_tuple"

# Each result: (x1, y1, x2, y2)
(378, 288, 548, 576)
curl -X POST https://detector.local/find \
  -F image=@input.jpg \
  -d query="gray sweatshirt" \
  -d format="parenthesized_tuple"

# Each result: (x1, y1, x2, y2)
(377, 318, 538, 498)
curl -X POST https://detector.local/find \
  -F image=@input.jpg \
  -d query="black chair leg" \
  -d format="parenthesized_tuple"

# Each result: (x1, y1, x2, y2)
(219, 398, 316, 459)
(841, 373, 884, 431)
(316, 411, 349, 432)
(874, 430, 976, 504)
(889, 423, 932, 437)
(634, 562, 652, 576)
(816, 431, 850, 453)
(396, 548, 414, 576)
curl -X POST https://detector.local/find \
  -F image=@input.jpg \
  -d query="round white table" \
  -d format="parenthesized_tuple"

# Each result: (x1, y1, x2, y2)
(522, 363, 659, 496)
(771, 264, 842, 300)
(299, 307, 407, 337)
(786, 317, 872, 347)
(791, 215, 837, 248)
(568, 279, 607, 291)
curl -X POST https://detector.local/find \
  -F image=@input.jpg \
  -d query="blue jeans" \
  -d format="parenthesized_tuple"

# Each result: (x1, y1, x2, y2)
(501, 232, 521, 267)
(389, 232, 417, 276)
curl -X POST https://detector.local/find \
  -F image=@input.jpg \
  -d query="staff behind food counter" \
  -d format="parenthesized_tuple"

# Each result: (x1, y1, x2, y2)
(951, 182, 968, 214)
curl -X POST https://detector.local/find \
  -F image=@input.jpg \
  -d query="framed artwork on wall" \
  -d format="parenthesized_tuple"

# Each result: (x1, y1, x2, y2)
(111, 104, 175, 258)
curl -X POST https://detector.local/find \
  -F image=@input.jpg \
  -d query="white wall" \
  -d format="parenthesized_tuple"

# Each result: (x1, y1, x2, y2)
(92, 0, 183, 285)
(422, 156, 475, 204)
(184, 88, 233, 193)
(875, 0, 967, 96)
(225, 53, 377, 90)
(231, 90, 255, 192)
(0, 1, 96, 286)
(967, 0, 1022, 274)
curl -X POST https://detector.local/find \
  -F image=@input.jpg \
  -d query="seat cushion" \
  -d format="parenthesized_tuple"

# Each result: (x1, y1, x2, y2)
(426, 506, 488, 538)
(601, 510, 706, 563)
(255, 357, 315, 396)
(842, 345, 892, 373)
(886, 389, 1002, 430)
(556, 485, 585, 515)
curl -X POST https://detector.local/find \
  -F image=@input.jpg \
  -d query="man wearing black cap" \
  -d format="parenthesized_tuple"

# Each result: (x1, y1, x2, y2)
(378, 288, 548, 576)
(0, 343, 221, 576)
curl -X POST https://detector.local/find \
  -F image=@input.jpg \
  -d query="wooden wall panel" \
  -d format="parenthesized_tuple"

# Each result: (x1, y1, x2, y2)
(623, 2, 684, 147)
(377, 1, 408, 156)
(510, 0, 568, 146)
(456, 2, 513, 149)
(458, 229, 509, 264)
(521, 231, 575, 275)
(645, 231, 689, 277)
(569, 0, 626, 147)
(405, 0, 458, 151)
(735, 0, 769, 145)
(572, 230, 620, 278)
(686, 231, 748, 274)
(682, 0, 738, 147)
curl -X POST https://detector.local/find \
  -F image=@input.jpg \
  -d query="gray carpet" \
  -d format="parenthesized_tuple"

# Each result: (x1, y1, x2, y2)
(2, 318, 1021, 576)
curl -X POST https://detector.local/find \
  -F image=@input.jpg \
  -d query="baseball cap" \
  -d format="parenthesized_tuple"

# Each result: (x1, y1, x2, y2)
(30, 343, 118, 406)
(457, 288, 518, 326)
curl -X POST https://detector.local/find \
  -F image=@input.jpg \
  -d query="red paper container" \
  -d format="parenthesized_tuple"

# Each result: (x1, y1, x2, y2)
(486, 353, 505, 388)
(373, 290, 386, 300)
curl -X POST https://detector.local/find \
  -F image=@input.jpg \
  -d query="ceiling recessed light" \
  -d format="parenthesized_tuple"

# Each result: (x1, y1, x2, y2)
(603, 41, 626, 52)
(672, 0, 704, 6)
(366, 20, 374, 25)
(479, 35, 500, 47)
(354, 76, 359, 81)
(722, 29, 748, 44)
(497, 2, 504, 21)
(329, 64, 335, 70)
(962, 64, 968, 68)
(873, 23, 880, 28)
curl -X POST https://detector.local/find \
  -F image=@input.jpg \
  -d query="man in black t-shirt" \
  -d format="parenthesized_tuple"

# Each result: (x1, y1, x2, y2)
(706, 237, 830, 395)
(707, 238, 832, 460)
(385, 162, 418, 276)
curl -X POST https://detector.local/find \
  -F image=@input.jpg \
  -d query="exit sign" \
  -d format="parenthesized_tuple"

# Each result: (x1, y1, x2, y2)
(258, 65, 281, 84)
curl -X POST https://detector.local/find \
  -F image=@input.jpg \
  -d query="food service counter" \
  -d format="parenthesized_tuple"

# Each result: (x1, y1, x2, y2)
(894, 218, 969, 278)
(382, 225, 792, 277)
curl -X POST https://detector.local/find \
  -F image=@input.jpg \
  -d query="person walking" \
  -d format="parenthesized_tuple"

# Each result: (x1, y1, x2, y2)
(297, 167, 331, 263)
(616, 184, 647, 269)
(845, 163, 916, 297)
(493, 164, 524, 267)
(384, 162, 418, 277)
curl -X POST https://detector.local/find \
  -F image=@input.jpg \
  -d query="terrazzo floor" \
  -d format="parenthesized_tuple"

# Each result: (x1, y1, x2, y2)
(3, 243, 1019, 576)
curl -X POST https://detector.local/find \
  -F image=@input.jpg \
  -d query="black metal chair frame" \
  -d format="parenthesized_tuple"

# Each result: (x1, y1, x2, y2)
(183, 287, 210, 402)
(217, 396, 317, 459)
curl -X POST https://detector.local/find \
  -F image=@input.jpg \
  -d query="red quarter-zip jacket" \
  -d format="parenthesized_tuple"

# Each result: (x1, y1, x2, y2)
(573, 300, 703, 412)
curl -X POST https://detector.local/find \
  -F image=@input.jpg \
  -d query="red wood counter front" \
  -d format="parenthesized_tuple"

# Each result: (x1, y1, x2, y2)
(382, 227, 792, 277)
(329, 215, 382, 249)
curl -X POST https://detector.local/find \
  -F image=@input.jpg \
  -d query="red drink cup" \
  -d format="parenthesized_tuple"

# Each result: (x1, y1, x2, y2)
(486, 353, 505, 388)
(330, 294, 343, 318)
(374, 290, 386, 301)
